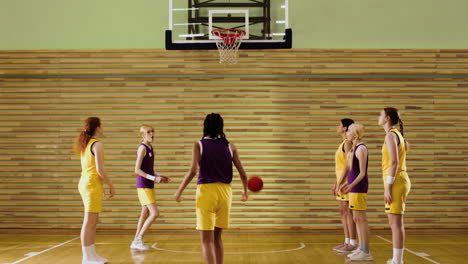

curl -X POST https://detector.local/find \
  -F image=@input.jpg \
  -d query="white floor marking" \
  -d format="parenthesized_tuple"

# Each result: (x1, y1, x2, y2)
(151, 242, 305, 254)
(7, 236, 79, 264)
(376, 235, 441, 264)
(0, 245, 54, 250)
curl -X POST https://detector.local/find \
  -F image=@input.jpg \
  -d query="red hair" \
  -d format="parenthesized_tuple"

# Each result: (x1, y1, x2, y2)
(74, 117, 101, 155)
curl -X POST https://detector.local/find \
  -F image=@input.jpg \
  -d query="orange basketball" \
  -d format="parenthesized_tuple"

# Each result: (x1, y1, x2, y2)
(248, 177, 263, 192)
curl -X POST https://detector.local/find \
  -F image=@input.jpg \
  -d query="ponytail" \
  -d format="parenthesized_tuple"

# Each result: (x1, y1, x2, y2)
(74, 117, 101, 156)
(346, 123, 365, 170)
(384, 107, 409, 151)
(398, 118, 409, 151)
(398, 119, 404, 137)
(347, 138, 358, 170)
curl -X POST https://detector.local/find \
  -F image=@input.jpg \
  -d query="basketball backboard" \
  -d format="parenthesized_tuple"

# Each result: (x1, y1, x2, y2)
(166, 0, 292, 50)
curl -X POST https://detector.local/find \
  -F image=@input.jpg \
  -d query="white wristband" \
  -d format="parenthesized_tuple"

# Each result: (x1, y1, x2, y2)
(145, 174, 156, 181)
(386, 175, 396, 184)
(154, 172, 161, 177)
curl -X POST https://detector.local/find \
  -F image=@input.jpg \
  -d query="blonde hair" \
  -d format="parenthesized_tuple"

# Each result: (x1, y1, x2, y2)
(140, 125, 153, 137)
(347, 123, 365, 169)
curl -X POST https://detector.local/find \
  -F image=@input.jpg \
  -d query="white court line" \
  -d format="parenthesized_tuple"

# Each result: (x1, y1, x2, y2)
(7, 236, 79, 264)
(151, 242, 305, 254)
(1, 245, 56, 250)
(376, 235, 441, 264)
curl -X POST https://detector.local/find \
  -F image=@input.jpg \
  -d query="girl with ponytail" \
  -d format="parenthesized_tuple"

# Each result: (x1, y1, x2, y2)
(379, 107, 411, 264)
(75, 117, 115, 264)
(131, 125, 169, 250)
(337, 123, 373, 261)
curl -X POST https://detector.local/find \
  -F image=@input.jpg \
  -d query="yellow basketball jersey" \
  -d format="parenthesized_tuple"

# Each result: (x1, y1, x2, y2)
(382, 128, 407, 176)
(78, 138, 104, 213)
(80, 138, 102, 187)
(81, 138, 99, 176)
(335, 139, 347, 180)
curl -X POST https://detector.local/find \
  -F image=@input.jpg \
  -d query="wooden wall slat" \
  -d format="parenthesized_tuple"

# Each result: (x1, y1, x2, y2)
(1, 49, 467, 229)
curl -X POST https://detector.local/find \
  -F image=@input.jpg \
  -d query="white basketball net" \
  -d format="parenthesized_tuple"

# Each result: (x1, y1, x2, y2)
(212, 29, 245, 64)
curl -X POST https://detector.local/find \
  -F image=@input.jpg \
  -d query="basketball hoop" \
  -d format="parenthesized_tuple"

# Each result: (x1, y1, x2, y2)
(211, 28, 246, 64)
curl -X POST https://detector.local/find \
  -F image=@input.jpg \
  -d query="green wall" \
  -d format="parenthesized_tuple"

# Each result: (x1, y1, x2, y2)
(1, 0, 468, 49)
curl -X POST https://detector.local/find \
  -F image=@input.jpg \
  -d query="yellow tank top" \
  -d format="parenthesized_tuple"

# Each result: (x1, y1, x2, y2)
(382, 128, 407, 176)
(80, 138, 102, 186)
(335, 139, 347, 180)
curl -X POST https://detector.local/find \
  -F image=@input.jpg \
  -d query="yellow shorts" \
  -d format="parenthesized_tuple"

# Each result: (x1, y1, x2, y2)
(137, 188, 156, 206)
(78, 175, 103, 213)
(336, 193, 349, 201)
(384, 173, 411, 214)
(335, 183, 349, 201)
(196, 182, 232, 231)
(349, 192, 367, 211)
(335, 174, 348, 201)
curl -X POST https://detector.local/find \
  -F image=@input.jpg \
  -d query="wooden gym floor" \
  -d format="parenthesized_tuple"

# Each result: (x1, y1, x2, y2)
(0, 229, 466, 264)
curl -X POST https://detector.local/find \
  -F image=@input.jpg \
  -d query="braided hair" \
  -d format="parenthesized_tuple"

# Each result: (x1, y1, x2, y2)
(202, 113, 229, 145)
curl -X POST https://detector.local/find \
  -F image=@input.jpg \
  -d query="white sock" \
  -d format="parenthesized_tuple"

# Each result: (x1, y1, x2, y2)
(350, 239, 357, 246)
(393, 248, 403, 263)
(90, 244, 97, 256)
(345, 238, 350, 244)
(90, 244, 107, 261)
(82, 245, 97, 261)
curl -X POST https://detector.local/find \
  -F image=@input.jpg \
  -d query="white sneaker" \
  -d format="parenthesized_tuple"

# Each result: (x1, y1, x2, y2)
(88, 245, 107, 263)
(82, 259, 104, 264)
(92, 250, 108, 263)
(347, 248, 361, 258)
(386, 260, 403, 264)
(95, 255, 108, 263)
(131, 239, 150, 250)
(349, 250, 373, 261)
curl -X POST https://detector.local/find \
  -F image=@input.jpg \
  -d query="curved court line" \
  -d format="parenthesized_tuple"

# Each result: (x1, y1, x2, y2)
(8, 236, 79, 264)
(151, 242, 305, 254)
(376, 235, 440, 264)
